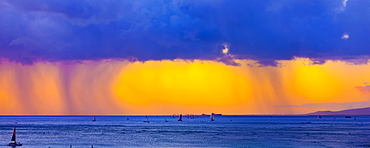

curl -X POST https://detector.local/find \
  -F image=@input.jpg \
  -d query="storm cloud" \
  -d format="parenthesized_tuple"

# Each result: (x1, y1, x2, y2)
(0, 0, 369, 65)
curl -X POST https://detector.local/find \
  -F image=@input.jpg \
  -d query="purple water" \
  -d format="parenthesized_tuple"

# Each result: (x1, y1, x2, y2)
(0, 116, 369, 147)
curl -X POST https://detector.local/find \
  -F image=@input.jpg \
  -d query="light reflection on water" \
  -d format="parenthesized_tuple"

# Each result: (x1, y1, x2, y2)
(0, 116, 369, 147)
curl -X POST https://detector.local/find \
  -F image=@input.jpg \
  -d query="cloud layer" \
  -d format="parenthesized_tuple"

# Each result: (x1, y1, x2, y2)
(0, 0, 369, 65)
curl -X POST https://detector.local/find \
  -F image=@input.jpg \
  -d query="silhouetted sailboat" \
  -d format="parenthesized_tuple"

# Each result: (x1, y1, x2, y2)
(178, 114, 183, 121)
(210, 113, 215, 121)
(8, 127, 22, 146)
(92, 116, 96, 122)
(143, 115, 150, 123)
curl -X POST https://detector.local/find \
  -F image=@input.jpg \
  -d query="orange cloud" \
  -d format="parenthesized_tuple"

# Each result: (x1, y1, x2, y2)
(355, 85, 370, 94)
(0, 58, 370, 115)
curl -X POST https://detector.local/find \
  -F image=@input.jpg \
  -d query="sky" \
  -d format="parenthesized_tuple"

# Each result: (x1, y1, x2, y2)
(0, 0, 370, 115)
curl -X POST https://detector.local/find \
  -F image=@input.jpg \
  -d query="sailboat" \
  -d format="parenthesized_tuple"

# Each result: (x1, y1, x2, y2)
(178, 114, 183, 121)
(143, 115, 150, 123)
(92, 116, 96, 122)
(8, 127, 22, 146)
(210, 113, 215, 121)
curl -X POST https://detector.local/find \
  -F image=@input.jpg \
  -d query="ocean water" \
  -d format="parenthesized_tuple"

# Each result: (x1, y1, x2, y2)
(0, 116, 369, 148)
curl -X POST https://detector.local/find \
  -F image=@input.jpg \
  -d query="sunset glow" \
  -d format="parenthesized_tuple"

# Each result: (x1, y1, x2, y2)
(1, 58, 369, 115)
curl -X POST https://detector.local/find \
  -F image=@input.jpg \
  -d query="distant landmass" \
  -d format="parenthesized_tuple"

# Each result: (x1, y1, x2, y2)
(307, 107, 370, 116)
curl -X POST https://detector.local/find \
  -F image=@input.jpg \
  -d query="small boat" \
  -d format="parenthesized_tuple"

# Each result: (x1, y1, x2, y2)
(345, 116, 352, 118)
(165, 119, 168, 122)
(178, 114, 183, 121)
(8, 127, 22, 146)
(92, 116, 96, 122)
(126, 116, 129, 120)
(210, 113, 215, 121)
(318, 116, 322, 118)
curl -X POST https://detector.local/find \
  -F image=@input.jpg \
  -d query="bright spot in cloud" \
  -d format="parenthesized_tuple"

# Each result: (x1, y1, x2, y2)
(222, 44, 229, 54)
(343, 0, 348, 7)
(341, 33, 350, 39)
(338, 0, 349, 11)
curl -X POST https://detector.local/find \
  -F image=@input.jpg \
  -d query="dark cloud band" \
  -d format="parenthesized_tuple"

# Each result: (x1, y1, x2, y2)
(0, 0, 369, 65)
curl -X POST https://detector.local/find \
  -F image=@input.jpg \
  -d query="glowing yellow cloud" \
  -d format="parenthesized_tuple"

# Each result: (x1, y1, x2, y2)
(0, 58, 370, 115)
(112, 60, 252, 106)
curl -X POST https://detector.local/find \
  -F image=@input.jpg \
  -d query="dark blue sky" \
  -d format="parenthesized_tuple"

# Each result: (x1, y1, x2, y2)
(0, 0, 369, 65)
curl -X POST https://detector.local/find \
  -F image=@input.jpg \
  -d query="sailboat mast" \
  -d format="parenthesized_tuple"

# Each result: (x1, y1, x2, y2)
(210, 113, 215, 121)
(11, 127, 16, 142)
(178, 114, 183, 121)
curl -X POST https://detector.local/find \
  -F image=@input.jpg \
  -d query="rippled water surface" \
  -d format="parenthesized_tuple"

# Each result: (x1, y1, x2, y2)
(0, 116, 369, 147)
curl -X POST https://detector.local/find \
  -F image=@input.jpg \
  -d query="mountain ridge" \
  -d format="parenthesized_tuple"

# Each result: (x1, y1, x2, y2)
(307, 107, 370, 115)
